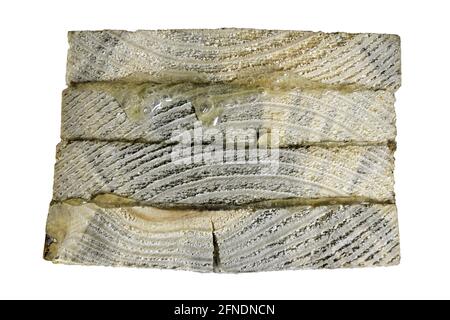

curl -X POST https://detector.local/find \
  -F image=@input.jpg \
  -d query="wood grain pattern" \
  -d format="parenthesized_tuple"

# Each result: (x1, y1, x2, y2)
(62, 83, 396, 144)
(67, 29, 401, 91)
(45, 203, 214, 271)
(45, 203, 399, 272)
(44, 28, 401, 271)
(214, 203, 400, 272)
(53, 141, 395, 207)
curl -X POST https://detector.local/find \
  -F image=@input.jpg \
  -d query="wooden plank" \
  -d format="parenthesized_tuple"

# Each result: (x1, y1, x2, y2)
(62, 83, 396, 144)
(45, 203, 399, 271)
(45, 203, 214, 271)
(214, 203, 400, 272)
(52, 141, 395, 207)
(66, 29, 401, 91)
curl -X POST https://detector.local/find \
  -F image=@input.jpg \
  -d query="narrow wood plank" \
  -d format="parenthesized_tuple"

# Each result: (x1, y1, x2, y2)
(214, 203, 400, 272)
(62, 82, 396, 144)
(67, 29, 401, 91)
(52, 141, 395, 207)
(45, 203, 399, 272)
(45, 203, 214, 271)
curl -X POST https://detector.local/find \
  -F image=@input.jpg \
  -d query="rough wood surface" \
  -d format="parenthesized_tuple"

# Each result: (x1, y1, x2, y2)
(62, 83, 396, 144)
(45, 203, 399, 272)
(45, 28, 401, 271)
(67, 29, 401, 91)
(45, 203, 214, 271)
(53, 141, 395, 207)
(214, 203, 400, 272)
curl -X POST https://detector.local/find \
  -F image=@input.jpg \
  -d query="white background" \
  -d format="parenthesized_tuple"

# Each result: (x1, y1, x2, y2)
(0, 0, 449, 300)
